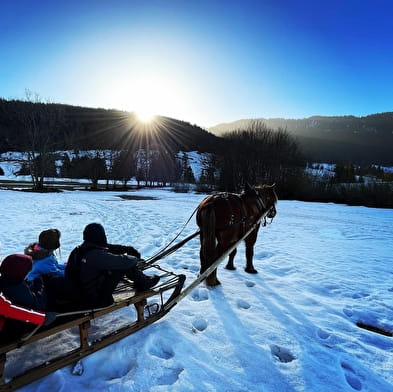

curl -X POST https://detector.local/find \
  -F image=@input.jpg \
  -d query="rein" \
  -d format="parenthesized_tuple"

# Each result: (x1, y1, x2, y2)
(145, 189, 276, 265)
(145, 206, 199, 265)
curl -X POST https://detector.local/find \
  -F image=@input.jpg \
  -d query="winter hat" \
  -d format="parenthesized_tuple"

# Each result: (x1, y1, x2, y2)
(83, 223, 108, 246)
(39, 229, 61, 250)
(0, 254, 32, 281)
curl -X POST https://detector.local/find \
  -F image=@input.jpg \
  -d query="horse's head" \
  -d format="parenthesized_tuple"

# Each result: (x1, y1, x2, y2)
(256, 184, 278, 219)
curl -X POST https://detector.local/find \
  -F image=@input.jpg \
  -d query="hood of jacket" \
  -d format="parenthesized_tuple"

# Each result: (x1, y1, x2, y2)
(24, 243, 51, 260)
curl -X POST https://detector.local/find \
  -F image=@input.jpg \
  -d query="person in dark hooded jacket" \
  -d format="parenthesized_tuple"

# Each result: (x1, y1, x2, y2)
(66, 223, 159, 308)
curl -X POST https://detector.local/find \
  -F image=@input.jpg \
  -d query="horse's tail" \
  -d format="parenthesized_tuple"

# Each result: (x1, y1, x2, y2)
(197, 203, 216, 273)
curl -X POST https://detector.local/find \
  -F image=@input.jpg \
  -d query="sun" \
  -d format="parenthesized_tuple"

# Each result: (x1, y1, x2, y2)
(135, 109, 156, 123)
(129, 77, 165, 122)
(110, 71, 192, 124)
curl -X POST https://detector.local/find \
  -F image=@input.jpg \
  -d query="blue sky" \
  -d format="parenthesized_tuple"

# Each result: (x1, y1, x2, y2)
(1, 0, 393, 127)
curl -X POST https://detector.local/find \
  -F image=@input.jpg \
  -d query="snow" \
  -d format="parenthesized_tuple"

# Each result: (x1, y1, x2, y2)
(0, 150, 208, 183)
(183, 151, 209, 180)
(0, 189, 392, 391)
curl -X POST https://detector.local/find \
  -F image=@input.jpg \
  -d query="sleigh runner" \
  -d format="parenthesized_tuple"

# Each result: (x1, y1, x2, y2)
(0, 263, 185, 391)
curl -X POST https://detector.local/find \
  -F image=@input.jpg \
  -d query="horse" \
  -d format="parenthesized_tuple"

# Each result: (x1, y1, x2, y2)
(196, 183, 277, 287)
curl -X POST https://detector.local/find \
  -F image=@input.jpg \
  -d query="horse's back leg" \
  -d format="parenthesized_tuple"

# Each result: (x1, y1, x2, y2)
(225, 248, 237, 270)
(198, 206, 221, 286)
(244, 227, 259, 274)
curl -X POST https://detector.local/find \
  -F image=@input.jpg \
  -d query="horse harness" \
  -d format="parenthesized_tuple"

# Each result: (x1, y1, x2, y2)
(212, 192, 267, 234)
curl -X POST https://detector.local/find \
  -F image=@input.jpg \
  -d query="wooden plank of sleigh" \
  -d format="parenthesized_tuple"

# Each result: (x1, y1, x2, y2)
(0, 264, 185, 391)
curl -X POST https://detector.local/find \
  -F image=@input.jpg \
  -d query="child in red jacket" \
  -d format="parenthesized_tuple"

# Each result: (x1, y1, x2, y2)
(0, 254, 55, 342)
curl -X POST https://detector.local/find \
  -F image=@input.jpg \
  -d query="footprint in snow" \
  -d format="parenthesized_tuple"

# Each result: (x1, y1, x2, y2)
(148, 340, 174, 360)
(316, 328, 330, 340)
(270, 344, 296, 363)
(255, 251, 274, 259)
(192, 317, 208, 332)
(156, 367, 184, 386)
(343, 307, 353, 317)
(341, 361, 362, 391)
(190, 288, 209, 302)
(351, 292, 369, 299)
(236, 299, 251, 309)
(245, 280, 255, 288)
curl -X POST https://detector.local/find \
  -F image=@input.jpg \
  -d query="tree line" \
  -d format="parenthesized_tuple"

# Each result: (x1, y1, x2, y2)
(0, 97, 303, 192)
(1, 96, 392, 208)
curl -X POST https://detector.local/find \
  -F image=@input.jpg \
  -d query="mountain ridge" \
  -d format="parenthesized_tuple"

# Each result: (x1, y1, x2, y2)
(208, 112, 393, 164)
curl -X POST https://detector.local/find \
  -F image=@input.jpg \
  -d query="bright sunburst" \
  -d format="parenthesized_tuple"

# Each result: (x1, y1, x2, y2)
(111, 72, 190, 124)
(135, 110, 156, 123)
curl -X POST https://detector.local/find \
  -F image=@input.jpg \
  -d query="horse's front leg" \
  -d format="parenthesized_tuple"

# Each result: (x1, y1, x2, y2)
(244, 228, 259, 274)
(225, 248, 237, 270)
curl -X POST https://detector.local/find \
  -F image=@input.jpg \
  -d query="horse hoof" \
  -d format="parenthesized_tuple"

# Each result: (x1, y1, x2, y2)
(225, 265, 236, 270)
(245, 268, 258, 274)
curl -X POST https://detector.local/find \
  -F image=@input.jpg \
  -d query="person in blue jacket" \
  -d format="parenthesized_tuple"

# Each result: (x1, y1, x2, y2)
(24, 229, 65, 281)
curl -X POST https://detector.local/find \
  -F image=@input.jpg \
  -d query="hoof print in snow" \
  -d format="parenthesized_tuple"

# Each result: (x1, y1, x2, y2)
(148, 341, 174, 360)
(190, 288, 209, 301)
(270, 344, 295, 363)
(343, 307, 353, 317)
(341, 362, 362, 391)
(236, 299, 250, 309)
(192, 317, 208, 332)
(245, 280, 255, 287)
(316, 328, 330, 340)
(351, 292, 369, 299)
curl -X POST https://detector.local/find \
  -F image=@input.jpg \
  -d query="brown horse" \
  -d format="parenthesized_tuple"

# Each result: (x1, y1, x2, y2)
(196, 183, 277, 286)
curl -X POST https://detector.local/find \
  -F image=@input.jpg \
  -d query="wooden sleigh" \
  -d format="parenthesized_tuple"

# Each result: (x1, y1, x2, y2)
(0, 263, 185, 391)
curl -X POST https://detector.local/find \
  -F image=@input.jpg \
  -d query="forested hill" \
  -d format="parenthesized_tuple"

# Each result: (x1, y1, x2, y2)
(209, 113, 393, 165)
(0, 99, 221, 153)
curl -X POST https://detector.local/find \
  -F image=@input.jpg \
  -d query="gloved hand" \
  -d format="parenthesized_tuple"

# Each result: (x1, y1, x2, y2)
(125, 246, 141, 258)
(44, 312, 58, 325)
(107, 244, 126, 254)
(108, 244, 141, 258)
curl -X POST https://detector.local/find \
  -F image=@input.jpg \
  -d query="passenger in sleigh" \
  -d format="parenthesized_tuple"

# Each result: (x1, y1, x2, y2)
(0, 254, 56, 342)
(66, 223, 160, 309)
(24, 229, 65, 281)
(24, 228, 78, 310)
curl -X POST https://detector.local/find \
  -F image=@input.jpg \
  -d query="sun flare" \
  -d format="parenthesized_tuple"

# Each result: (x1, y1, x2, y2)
(135, 110, 156, 123)
(109, 69, 195, 125)
(112, 72, 191, 124)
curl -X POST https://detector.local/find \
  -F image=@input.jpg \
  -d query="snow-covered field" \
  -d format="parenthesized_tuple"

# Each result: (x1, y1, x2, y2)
(0, 189, 392, 391)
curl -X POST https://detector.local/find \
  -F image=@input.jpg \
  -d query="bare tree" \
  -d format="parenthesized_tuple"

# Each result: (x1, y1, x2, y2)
(5, 91, 64, 190)
(218, 121, 304, 191)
